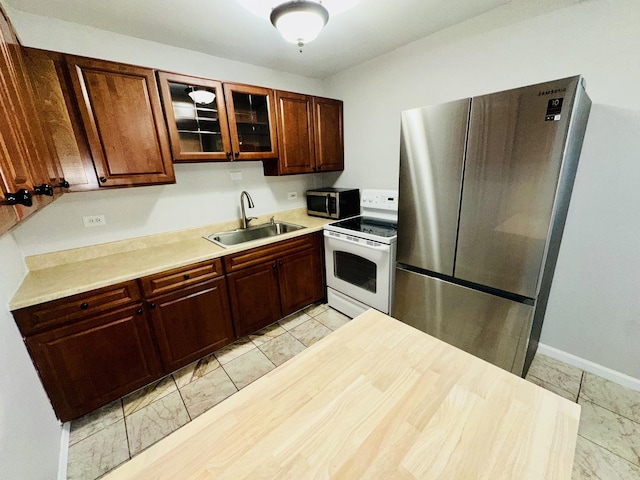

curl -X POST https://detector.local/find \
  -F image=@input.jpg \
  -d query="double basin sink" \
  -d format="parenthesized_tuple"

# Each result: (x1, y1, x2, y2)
(205, 221, 305, 248)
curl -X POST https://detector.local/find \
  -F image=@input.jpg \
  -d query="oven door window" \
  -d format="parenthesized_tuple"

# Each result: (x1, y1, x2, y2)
(334, 251, 377, 293)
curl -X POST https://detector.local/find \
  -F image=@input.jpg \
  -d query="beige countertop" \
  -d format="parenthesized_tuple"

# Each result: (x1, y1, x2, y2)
(103, 309, 581, 480)
(10, 209, 331, 310)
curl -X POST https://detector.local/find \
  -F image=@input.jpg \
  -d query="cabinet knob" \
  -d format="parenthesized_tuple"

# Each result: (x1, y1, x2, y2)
(136, 308, 144, 315)
(80, 302, 89, 310)
(34, 184, 54, 196)
(279, 260, 283, 266)
(226, 151, 232, 158)
(3, 189, 33, 207)
(272, 263, 277, 269)
(99, 177, 107, 183)
(183, 274, 190, 280)
(149, 302, 156, 309)
(234, 152, 240, 159)
(58, 179, 70, 189)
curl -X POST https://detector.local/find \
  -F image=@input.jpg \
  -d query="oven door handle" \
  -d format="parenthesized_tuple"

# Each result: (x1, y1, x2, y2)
(323, 230, 391, 251)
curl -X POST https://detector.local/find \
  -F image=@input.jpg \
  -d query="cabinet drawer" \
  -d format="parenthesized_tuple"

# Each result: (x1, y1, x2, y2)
(224, 233, 318, 273)
(13, 280, 141, 336)
(140, 258, 223, 297)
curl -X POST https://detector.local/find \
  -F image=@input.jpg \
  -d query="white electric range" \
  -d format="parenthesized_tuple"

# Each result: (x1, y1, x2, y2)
(323, 189, 398, 318)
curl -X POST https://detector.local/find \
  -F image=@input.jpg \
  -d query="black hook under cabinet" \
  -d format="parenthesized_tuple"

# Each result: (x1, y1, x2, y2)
(34, 184, 54, 196)
(3, 189, 33, 207)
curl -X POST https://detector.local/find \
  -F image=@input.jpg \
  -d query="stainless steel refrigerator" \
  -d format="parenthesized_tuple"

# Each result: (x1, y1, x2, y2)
(392, 76, 591, 376)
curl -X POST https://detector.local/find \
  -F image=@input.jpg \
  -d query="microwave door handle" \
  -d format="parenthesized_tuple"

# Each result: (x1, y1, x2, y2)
(325, 195, 330, 215)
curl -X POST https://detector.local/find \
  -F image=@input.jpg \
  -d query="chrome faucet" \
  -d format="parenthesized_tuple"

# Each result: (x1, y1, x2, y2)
(240, 191, 256, 229)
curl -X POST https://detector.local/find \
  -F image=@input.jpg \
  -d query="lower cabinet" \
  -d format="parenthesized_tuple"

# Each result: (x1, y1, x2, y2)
(226, 232, 325, 337)
(227, 262, 283, 338)
(24, 303, 162, 422)
(147, 277, 235, 372)
(12, 232, 324, 421)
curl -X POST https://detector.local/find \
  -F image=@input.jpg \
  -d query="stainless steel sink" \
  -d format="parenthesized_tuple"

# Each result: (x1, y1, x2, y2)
(205, 221, 304, 248)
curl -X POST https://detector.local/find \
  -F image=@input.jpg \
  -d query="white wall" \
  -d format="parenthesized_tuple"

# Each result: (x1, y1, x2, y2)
(0, 235, 61, 480)
(325, 0, 640, 378)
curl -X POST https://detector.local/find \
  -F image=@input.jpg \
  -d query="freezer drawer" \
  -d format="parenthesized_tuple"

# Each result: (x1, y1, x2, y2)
(392, 267, 534, 375)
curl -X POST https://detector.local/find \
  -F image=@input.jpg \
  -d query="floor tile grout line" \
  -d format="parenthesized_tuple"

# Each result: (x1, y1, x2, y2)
(579, 397, 640, 427)
(175, 385, 194, 423)
(576, 370, 585, 402)
(123, 375, 179, 418)
(525, 373, 578, 400)
(577, 433, 640, 468)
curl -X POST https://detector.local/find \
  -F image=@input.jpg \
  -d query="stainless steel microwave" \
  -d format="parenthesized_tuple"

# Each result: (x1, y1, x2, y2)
(306, 188, 360, 219)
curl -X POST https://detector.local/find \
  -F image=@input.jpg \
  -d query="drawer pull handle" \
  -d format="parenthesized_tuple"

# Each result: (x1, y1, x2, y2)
(183, 274, 191, 280)
(80, 302, 89, 310)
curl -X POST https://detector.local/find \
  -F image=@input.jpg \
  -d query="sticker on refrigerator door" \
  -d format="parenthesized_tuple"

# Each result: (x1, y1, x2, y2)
(545, 97, 563, 121)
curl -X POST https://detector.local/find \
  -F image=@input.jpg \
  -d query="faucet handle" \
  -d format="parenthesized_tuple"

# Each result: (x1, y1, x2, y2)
(270, 216, 275, 225)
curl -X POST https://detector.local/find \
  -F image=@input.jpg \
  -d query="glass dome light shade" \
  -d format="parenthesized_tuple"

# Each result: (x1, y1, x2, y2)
(186, 87, 216, 105)
(270, 1, 329, 46)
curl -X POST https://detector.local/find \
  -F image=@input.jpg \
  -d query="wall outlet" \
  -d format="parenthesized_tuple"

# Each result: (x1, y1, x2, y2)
(82, 215, 106, 227)
(287, 191, 297, 200)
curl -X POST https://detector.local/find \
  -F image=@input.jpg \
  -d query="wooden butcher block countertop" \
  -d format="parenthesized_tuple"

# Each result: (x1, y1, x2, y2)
(103, 309, 581, 480)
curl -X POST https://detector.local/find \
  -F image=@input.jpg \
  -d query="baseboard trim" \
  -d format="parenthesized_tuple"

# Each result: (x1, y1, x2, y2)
(57, 421, 70, 480)
(537, 343, 640, 392)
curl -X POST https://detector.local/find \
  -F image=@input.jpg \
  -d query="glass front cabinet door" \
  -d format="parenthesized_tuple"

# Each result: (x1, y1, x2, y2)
(157, 72, 232, 162)
(223, 83, 278, 160)
(158, 72, 278, 162)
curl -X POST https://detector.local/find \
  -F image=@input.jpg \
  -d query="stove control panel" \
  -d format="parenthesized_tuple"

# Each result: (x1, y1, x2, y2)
(360, 189, 399, 211)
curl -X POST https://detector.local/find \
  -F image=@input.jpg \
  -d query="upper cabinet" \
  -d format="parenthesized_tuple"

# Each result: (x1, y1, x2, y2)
(157, 73, 278, 162)
(313, 96, 344, 172)
(0, 7, 64, 236)
(157, 71, 231, 162)
(264, 92, 344, 175)
(270, 91, 315, 175)
(67, 56, 175, 187)
(223, 83, 278, 161)
(22, 48, 97, 191)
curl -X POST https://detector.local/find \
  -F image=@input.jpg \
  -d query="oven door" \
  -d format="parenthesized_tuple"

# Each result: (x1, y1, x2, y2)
(324, 231, 392, 312)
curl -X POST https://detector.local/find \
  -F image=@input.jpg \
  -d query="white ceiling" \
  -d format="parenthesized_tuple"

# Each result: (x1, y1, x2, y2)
(4, 0, 573, 79)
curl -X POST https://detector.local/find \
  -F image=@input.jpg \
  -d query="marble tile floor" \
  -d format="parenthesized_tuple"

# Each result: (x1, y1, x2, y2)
(67, 306, 640, 480)
(66, 302, 346, 480)
(525, 354, 640, 479)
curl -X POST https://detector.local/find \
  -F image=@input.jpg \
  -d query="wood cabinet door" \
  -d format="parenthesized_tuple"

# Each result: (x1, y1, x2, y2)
(157, 71, 232, 162)
(22, 48, 97, 191)
(278, 241, 324, 316)
(25, 304, 162, 421)
(268, 90, 315, 175)
(313, 97, 344, 172)
(223, 83, 278, 161)
(66, 56, 175, 187)
(227, 261, 282, 337)
(0, 9, 39, 225)
(148, 278, 235, 372)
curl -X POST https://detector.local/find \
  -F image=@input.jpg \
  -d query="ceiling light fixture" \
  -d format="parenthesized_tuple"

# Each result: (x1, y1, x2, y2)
(186, 87, 216, 105)
(270, 1, 329, 52)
